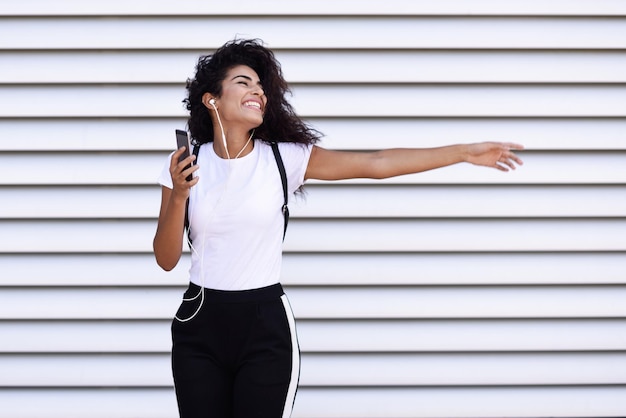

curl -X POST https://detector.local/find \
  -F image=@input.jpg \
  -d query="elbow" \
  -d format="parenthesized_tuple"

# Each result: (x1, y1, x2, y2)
(153, 241, 180, 271)
(369, 166, 392, 180)
(154, 252, 177, 271)
(368, 152, 393, 179)
(372, 170, 391, 180)
(157, 258, 177, 272)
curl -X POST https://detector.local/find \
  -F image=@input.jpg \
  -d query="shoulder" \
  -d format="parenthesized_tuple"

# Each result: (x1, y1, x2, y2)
(256, 140, 312, 160)
(275, 141, 312, 159)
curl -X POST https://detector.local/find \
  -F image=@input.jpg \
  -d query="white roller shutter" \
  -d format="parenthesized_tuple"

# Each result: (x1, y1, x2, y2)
(0, 1, 624, 417)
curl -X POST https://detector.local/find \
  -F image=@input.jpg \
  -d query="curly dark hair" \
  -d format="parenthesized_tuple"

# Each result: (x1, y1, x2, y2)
(183, 38, 321, 146)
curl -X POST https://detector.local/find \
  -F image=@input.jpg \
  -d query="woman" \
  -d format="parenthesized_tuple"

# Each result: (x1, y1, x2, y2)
(153, 38, 523, 418)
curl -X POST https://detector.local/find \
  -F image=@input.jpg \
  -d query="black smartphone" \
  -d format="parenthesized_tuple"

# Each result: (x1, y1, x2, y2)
(175, 129, 193, 181)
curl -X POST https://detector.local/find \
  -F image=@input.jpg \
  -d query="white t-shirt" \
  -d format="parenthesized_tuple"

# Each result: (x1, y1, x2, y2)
(158, 140, 312, 290)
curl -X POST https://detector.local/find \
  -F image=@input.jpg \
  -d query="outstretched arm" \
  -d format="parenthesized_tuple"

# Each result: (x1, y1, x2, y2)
(305, 142, 524, 181)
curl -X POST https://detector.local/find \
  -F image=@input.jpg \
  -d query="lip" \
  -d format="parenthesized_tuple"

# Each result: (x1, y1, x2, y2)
(242, 98, 264, 113)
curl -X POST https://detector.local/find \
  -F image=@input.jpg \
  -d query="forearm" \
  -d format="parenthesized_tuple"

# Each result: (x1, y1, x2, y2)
(153, 194, 187, 271)
(371, 144, 469, 179)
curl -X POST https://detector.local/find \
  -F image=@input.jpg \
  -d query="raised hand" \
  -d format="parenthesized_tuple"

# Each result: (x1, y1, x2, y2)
(169, 147, 199, 200)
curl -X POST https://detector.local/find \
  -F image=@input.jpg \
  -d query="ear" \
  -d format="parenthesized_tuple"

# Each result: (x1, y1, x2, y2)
(202, 93, 217, 110)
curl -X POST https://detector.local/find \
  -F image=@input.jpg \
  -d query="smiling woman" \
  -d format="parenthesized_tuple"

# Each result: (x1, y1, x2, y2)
(151, 38, 523, 418)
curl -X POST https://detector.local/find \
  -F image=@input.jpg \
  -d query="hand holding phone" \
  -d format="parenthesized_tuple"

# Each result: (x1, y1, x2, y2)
(175, 129, 193, 181)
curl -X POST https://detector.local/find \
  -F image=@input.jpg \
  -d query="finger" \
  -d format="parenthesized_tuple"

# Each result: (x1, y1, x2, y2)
(503, 149, 523, 166)
(501, 158, 517, 170)
(178, 153, 196, 167)
(504, 142, 525, 151)
(493, 160, 509, 172)
(187, 175, 200, 187)
(173, 146, 187, 160)
(509, 152, 524, 166)
(170, 147, 187, 171)
(181, 164, 199, 181)
(174, 154, 196, 176)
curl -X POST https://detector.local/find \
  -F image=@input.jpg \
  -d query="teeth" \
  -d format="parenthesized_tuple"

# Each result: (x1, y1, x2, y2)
(244, 101, 261, 109)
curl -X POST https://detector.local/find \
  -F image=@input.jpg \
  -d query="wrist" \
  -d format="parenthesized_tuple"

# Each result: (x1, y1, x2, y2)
(169, 189, 189, 205)
(458, 144, 471, 163)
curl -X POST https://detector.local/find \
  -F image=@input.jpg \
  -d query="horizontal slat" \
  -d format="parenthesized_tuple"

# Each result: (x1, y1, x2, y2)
(2, 218, 624, 253)
(0, 186, 161, 219)
(283, 252, 626, 285)
(293, 84, 626, 118)
(0, 86, 183, 118)
(2, 319, 626, 353)
(0, 119, 185, 151)
(3, 185, 626, 218)
(1, 352, 625, 386)
(1, 252, 625, 286)
(0, 387, 624, 418)
(1, 17, 625, 49)
(0, 354, 173, 386)
(2, 85, 626, 117)
(304, 352, 626, 386)
(313, 117, 626, 151)
(0, 321, 168, 353)
(3, 0, 626, 16)
(300, 319, 626, 352)
(0, 253, 188, 286)
(295, 386, 626, 418)
(292, 286, 626, 319)
(291, 184, 626, 217)
(4, 51, 626, 83)
(2, 118, 625, 152)
(286, 218, 626, 252)
(0, 388, 179, 418)
(1, 152, 625, 185)
(0, 286, 624, 320)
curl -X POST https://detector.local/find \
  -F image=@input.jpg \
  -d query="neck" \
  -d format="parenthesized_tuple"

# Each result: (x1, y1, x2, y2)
(213, 129, 254, 159)
(234, 131, 254, 159)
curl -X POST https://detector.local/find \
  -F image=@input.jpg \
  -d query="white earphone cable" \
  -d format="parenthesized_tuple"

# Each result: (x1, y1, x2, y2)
(174, 101, 253, 322)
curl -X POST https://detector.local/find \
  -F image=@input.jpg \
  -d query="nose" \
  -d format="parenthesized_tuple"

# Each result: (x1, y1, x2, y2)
(252, 84, 264, 97)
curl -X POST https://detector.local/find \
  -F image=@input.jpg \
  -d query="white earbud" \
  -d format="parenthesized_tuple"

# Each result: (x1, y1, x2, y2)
(207, 97, 229, 157)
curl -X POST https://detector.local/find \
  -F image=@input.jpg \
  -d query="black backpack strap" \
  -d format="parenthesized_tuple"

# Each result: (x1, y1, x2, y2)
(270, 142, 289, 241)
(184, 144, 201, 246)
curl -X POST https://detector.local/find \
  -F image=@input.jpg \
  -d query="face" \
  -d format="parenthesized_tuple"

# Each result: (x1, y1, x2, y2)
(209, 65, 267, 129)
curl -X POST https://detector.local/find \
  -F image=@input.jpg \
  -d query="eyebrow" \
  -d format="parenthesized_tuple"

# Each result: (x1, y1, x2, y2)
(231, 74, 262, 85)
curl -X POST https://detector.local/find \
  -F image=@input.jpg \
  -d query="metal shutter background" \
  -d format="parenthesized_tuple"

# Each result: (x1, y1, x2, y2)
(1, 1, 625, 417)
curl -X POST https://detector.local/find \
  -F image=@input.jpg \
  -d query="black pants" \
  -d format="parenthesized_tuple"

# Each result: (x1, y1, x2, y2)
(171, 283, 300, 418)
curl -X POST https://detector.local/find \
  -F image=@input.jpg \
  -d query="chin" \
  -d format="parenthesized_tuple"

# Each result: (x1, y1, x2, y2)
(250, 117, 263, 129)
